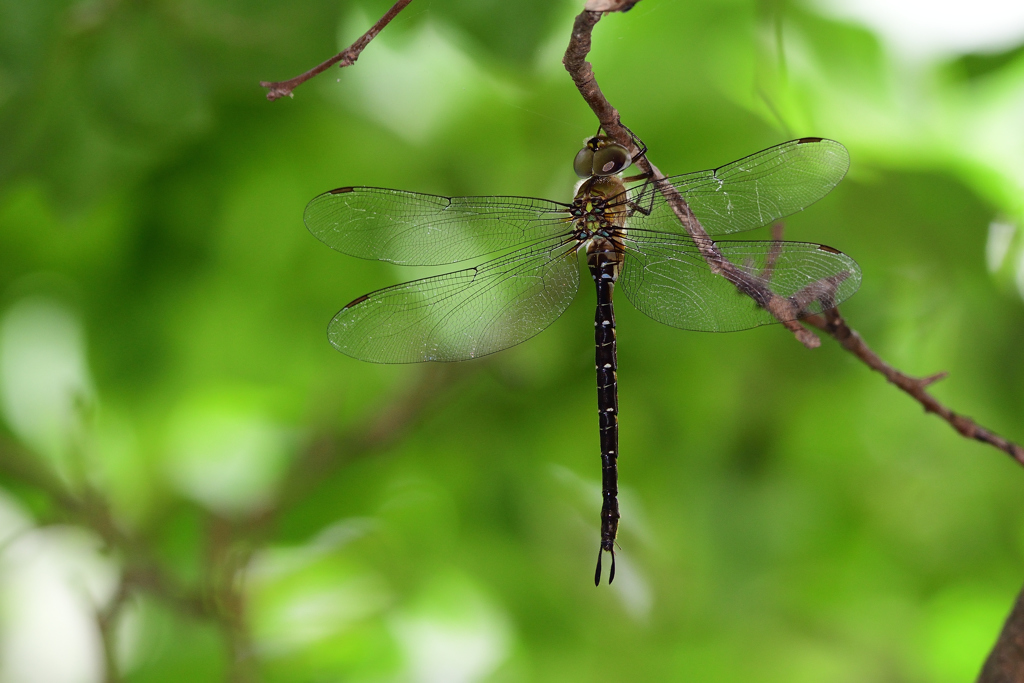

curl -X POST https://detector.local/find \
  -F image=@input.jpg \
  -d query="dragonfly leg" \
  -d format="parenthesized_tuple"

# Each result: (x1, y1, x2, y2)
(604, 121, 648, 165)
(625, 198, 652, 219)
(623, 177, 659, 218)
(621, 171, 652, 184)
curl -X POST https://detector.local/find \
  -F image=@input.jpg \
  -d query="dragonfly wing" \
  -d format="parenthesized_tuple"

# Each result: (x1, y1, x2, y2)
(619, 234, 860, 332)
(329, 237, 581, 363)
(305, 187, 572, 265)
(628, 138, 849, 237)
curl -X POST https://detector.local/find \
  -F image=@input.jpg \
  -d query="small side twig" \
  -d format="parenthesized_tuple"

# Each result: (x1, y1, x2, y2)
(96, 576, 130, 683)
(260, 0, 413, 100)
(758, 222, 786, 281)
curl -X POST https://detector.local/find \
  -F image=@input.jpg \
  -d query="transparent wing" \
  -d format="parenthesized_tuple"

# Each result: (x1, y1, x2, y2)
(305, 187, 573, 266)
(627, 138, 850, 237)
(619, 232, 861, 332)
(329, 237, 581, 363)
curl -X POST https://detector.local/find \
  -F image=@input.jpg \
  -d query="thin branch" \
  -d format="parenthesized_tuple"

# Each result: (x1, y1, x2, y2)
(561, 4, 1024, 461)
(802, 309, 1024, 466)
(259, 0, 413, 101)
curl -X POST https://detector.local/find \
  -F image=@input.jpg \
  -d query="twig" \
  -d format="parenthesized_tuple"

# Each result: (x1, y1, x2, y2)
(96, 576, 130, 683)
(259, 0, 413, 100)
(758, 222, 786, 281)
(802, 309, 1024, 466)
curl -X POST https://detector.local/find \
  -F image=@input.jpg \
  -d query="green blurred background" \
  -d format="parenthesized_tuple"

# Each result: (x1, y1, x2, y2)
(1, 0, 1024, 681)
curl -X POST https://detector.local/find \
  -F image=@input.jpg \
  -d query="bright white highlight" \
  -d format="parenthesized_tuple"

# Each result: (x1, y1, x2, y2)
(391, 580, 511, 683)
(1015, 245, 1024, 300)
(815, 0, 1024, 60)
(0, 298, 93, 462)
(0, 507, 119, 683)
(986, 220, 1017, 272)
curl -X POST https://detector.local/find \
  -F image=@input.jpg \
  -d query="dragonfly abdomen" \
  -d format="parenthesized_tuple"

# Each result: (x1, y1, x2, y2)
(588, 239, 621, 585)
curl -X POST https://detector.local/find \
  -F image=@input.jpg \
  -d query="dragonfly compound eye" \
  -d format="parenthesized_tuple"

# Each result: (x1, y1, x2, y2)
(574, 146, 596, 178)
(592, 143, 630, 176)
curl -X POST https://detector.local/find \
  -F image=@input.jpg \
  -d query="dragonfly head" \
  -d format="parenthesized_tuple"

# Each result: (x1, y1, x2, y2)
(573, 135, 631, 178)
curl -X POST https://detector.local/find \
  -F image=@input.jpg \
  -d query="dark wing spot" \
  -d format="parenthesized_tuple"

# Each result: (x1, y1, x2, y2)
(796, 137, 824, 144)
(343, 293, 371, 309)
(329, 187, 355, 194)
(817, 245, 841, 254)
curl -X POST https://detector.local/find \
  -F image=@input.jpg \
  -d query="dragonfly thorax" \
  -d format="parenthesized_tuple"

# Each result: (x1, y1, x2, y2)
(570, 174, 628, 244)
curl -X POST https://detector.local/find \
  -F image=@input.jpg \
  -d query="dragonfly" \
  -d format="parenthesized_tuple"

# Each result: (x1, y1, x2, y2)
(305, 135, 860, 585)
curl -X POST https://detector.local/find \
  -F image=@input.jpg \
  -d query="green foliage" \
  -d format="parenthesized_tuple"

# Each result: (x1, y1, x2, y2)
(1, 0, 1023, 681)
